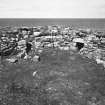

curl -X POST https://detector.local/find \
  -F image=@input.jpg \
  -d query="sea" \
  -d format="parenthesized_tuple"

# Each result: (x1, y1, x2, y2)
(0, 18, 105, 31)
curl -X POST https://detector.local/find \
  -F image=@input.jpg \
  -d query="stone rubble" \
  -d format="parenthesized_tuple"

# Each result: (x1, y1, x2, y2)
(0, 25, 105, 66)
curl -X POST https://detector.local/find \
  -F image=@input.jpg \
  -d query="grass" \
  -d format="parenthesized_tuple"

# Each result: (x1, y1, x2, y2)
(0, 48, 105, 105)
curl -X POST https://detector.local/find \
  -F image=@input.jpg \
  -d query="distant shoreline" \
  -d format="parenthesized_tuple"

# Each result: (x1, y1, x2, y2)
(0, 19, 105, 32)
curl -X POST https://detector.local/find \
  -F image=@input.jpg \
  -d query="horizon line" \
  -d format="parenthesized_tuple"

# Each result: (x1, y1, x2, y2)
(0, 18, 105, 19)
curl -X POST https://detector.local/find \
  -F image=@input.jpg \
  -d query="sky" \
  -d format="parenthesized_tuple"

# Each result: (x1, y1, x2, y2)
(0, 0, 105, 18)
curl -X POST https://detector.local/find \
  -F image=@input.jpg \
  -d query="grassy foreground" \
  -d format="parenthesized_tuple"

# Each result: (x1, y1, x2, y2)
(0, 49, 105, 105)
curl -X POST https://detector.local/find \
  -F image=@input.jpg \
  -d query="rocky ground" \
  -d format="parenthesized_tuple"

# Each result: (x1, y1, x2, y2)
(0, 48, 105, 105)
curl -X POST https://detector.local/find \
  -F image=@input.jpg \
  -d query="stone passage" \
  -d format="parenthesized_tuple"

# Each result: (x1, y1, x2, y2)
(76, 42, 84, 50)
